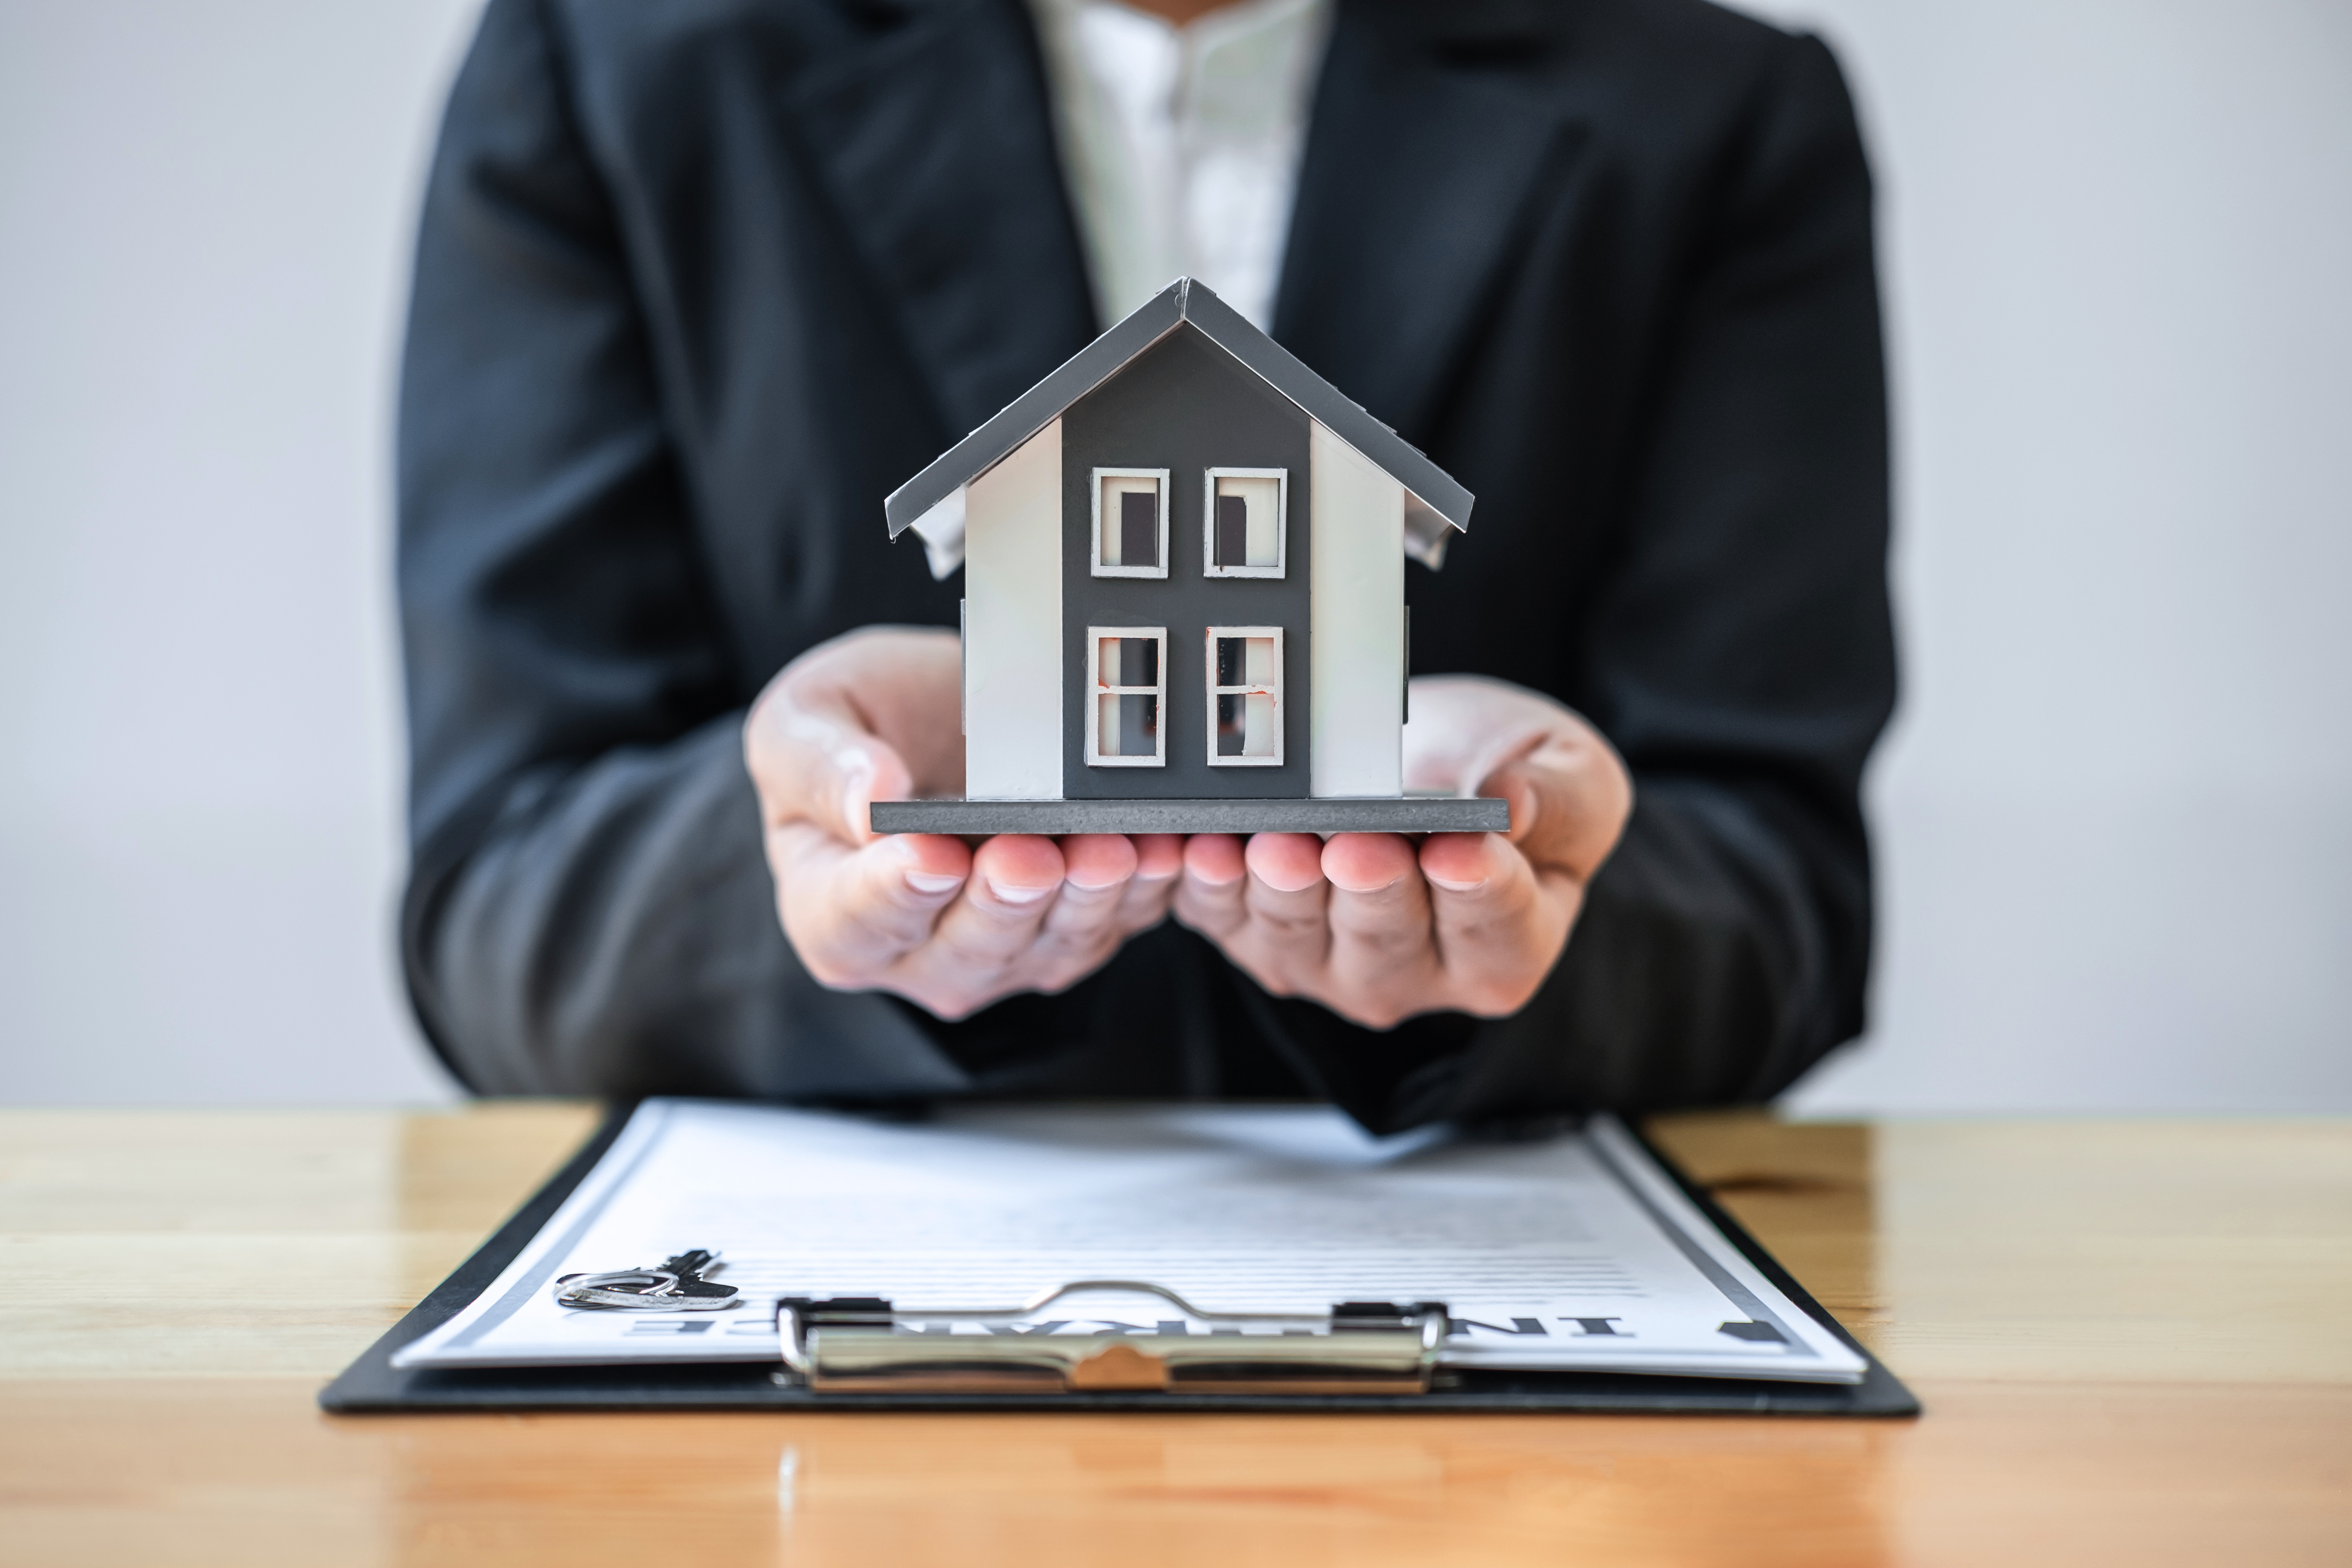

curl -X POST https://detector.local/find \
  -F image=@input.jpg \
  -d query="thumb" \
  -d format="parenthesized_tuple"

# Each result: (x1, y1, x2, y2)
(744, 677, 916, 849)
(1478, 723, 1632, 886)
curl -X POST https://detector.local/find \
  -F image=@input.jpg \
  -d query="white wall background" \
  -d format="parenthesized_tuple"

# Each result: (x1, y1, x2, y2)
(1, 0, 2345, 1110)
(1764, 0, 2352, 1113)
(0, 0, 477, 1102)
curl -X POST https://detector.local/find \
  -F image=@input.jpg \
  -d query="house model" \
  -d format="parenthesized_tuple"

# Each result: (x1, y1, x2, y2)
(873, 278, 1506, 835)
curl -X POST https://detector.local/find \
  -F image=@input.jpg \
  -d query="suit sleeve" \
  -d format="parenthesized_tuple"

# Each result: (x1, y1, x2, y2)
(396, 0, 966, 1098)
(1289, 33, 1896, 1131)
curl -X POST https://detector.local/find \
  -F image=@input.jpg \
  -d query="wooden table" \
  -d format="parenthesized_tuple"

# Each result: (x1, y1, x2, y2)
(2, 1106, 2346, 1565)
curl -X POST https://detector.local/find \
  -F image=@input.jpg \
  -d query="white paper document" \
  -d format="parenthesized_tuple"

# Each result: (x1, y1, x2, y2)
(395, 1100, 1864, 1384)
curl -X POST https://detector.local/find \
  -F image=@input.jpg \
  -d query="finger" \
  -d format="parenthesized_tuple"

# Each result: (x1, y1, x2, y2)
(745, 679, 914, 852)
(1172, 834, 1249, 938)
(1321, 832, 1419, 897)
(743, 629, 959, 848)
(1418, 829, 1568, 1015)
(1112, 834, 1184, 933)
(1058, 833, 1139, 893)
(1317, 829, 1434, 972)
(1426, 713, 1628, 1015)
(916, 833, 1069, 975)
(1400, 675, 1555, 798)
(1239, 832, 1332, 968)
(773, 827, 973, 985)
(1245, 832, 1324, 893)
(1316, 834, 1440, 1026)
(1034, 834, 1140, 963)
(1479, 728, 1633, 885)
(818, 628, 965, 798)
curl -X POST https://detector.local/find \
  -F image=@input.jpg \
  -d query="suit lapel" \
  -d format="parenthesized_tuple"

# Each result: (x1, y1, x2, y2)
(1273, 0, 1584, 438)
(782, 0, 1097, 441)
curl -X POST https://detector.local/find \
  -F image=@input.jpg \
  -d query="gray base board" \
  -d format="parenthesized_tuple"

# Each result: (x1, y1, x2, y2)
(869, 797, 1511, 835)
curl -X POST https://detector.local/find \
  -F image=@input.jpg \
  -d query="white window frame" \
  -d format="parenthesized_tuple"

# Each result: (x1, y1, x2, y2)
(1090, 468, 1171, 579)
(1086, 626, 1168, 767)
(1204, 625, 1284, 767)
(1201, 467, 1288, 578)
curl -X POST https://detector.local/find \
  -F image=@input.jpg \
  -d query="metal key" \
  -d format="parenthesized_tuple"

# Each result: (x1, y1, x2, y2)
(553, 1247, 743, 1311)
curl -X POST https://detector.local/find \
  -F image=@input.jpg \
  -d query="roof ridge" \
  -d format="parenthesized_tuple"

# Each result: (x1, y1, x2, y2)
(884, 277, 1472, 542)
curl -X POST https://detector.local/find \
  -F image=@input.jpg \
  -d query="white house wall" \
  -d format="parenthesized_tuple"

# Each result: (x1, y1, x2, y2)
(963, 419, 1063, 799)
(1308, 421, 1404, 797)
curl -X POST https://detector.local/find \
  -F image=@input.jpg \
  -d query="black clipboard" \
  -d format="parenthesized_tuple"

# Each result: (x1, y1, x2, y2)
(320, 1109, 1919, 1417)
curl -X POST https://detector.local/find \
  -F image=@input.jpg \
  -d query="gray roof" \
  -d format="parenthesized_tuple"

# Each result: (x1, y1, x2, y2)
(884, 277, 1473, 538)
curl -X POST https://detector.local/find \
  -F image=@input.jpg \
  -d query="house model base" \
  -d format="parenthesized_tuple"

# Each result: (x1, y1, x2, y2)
(870, 797, 1511, 836)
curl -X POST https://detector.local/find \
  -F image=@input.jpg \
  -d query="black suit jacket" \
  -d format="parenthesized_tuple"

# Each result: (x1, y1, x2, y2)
(397, 0, 1895, 1130)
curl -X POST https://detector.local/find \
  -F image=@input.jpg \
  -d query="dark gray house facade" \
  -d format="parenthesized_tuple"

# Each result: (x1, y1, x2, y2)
(1059, 326, 1311, 800)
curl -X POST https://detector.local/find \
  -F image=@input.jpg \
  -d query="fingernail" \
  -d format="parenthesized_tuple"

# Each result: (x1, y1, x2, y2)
(1426, 873, 1487, 893)
(987, 880, 1054, 905)
(905, 870, 963, 895)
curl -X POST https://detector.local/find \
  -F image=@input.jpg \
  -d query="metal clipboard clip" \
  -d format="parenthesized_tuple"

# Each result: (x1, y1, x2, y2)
(776, 1280, 1450, 1396)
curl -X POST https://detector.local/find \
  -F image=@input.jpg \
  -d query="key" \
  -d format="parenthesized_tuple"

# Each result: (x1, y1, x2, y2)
(553, 1247, 742, 1311)
(659, 1250, 739, 1300)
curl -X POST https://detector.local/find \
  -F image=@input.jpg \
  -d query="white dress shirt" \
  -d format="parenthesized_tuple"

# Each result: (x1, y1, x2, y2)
(1026, 0, 1334, 331)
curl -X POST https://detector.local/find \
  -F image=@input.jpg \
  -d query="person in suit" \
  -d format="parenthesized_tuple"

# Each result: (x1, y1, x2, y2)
(397, 0, 1895, 1131)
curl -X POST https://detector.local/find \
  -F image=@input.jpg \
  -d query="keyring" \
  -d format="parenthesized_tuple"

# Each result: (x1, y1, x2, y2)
(552, 1264, 742, 1312)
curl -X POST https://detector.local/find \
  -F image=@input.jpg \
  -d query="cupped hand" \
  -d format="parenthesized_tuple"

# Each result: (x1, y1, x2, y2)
(1171, 676, 1632, 1030)
(743, 627, 1181, 1020)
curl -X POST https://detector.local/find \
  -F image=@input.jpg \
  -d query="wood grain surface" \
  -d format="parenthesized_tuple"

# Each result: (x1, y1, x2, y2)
(2, 1103, 2347, 1565)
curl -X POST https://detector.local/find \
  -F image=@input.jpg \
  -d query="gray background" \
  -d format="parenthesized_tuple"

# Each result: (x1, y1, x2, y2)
(1, 0, 2344, 1111)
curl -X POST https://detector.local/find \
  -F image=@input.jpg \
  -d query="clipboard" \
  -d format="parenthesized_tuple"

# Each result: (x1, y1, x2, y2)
(320, 1109, 1919, 1417)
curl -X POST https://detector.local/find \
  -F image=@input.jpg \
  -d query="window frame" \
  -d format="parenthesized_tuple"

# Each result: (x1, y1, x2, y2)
(1090, 467, 1172, 579)
(1201, 467, 1288, 579)
(1203, 625, 1285, 767)
(1085, 626, 1169, 768)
